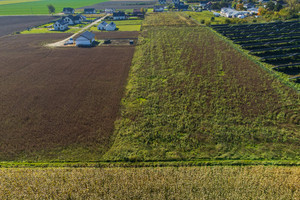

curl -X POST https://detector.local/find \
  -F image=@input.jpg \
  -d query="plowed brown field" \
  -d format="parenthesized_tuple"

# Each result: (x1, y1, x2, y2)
(0, 34, 134, 161)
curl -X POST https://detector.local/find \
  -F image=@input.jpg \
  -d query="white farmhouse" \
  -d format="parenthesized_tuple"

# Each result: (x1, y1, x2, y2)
(105, 22, 116, 31)
(98, 21, 108, 30)
(84, 8, 96, 14)
(62, 15, 85, 25)
(53, 20, 68, 31)
(113, 11, 126, 20)
(76, 31, 95, 46)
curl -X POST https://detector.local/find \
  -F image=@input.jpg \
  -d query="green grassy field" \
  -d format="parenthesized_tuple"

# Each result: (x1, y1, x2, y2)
(90, 20, 142, 32)
(185, 11, 228, 25)
(0, 0, 107, 15)
(20, 27, 78, 34)
(0, 167, 299, 199)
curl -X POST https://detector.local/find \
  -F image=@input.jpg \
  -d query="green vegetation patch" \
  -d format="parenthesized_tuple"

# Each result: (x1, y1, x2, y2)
(103, 13, 300, 162)
(0, 0, 108, 15)
(20, 27, 77, 34)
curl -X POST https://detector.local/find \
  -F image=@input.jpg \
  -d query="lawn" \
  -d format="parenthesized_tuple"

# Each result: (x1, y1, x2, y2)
(0, 0, 108, 15)
(20, 27, 78, 34)
(185, 11, 228, 25)
(90, 20, 142, 32)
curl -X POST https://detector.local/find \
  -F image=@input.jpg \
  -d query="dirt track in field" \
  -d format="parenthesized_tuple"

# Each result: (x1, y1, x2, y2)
(0, 16, 59, 37)
(79, 1, 156, 10)
(0, 33, 134, 160)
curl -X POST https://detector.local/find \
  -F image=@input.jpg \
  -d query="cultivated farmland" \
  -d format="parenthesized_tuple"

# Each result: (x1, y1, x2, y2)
(0, 167, 299, 199)
(0, 33, 134, 161)
(0, 16, 59, 37)
(0, 0, 107, 15)
(103, 13, 300, 162)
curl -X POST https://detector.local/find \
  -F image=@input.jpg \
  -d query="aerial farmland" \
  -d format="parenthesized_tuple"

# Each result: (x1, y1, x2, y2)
(0, 0, 299, 199)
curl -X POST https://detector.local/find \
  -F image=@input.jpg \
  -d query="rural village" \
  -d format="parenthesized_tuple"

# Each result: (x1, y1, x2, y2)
(0, 0, 299, 199)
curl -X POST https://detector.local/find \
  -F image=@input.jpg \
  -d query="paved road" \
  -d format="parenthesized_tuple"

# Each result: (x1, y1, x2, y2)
(46, 14, 108, 47)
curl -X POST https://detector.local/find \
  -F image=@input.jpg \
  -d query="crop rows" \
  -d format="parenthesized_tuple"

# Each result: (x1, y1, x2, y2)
(211, 21, 300, 81)
(103, 13, 300, 162)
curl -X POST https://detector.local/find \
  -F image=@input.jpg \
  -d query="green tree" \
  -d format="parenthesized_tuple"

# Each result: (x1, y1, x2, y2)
(266, 1, 275, 11)
(47, 4, 55, 14)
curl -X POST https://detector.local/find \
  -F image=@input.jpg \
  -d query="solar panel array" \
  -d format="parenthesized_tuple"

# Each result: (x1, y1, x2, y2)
(211, 21, 300, 81)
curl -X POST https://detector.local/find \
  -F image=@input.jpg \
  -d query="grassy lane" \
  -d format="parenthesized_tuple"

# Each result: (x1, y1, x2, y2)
(103, 13, 300, 162)
(0, 167, 299, 199)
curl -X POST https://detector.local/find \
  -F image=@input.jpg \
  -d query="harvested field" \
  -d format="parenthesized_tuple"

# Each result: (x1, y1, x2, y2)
(0, 167, 299, 199)
(95, 31, 139, 39)
(0, 16, 58, 37)
(0, 34, 134, 161)
(79, 1, 156, 10)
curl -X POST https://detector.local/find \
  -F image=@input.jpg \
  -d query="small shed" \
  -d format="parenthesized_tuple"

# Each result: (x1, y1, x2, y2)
(98, 21, 108, 30)
(76, 31, 95, 46)
(106, 22, 117, 31)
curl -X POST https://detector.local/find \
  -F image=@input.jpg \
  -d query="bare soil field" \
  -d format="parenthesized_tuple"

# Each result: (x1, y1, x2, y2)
(0, 16, 58, 37)
(79, 1, 156, 10)
(0, 34, 134, 161)
(95, 31, 139, 39)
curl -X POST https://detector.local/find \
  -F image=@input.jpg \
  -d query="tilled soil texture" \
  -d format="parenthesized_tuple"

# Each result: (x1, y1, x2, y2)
(79, 1, 156, 10)
(0, 16, 59, 37)
(95, 31, 139, 39)
(0, 34, 134, 161)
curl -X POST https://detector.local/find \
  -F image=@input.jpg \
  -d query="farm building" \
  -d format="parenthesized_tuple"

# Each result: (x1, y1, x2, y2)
(113, 11, 126, 20)
(106, 22, 117, 31)
(153, 5, 164, 12)
(62, 15, 85, 25)
(53, 19, 68, 31)
(76, 31, 95, 46)
(84, 8, 96, 14)
(98, 21, 108, 30)
(105, 8, 115, 14)
(63, 7, 75, 14)
(158, 0, 166, 4)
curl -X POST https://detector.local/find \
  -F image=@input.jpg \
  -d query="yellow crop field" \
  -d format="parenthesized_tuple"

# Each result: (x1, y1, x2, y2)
(0, 167, 299, 199)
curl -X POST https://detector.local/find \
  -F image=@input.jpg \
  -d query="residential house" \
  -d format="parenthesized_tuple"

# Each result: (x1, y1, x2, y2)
(97, 21, 108, 30)
(243, 3, 255, 9)
(153, 5, 164, 12)
(97, 21, 117, 31)
(105, 8, 115, 14)
(199, 1, 211, 9)
(84, 8, 96, 14)
(76, 31, 95, 46)
(113, 11, 126, 20)
(220, 8, 249, 18)
(53, 20, 68, 31)
(62, 15, 84, 25)
(63, 7, 74, 14)
(159, 0, 166, 4)
(105, 22, 117, 31)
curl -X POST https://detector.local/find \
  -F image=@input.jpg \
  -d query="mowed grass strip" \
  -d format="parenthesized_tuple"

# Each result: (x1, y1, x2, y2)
(0, 167, 299, 199)
(103, 13, 300, 162)
(0, 0, 107, 15)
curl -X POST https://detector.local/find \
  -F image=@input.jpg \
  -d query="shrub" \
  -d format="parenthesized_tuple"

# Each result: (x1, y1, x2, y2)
(200, 19, 205, 24)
